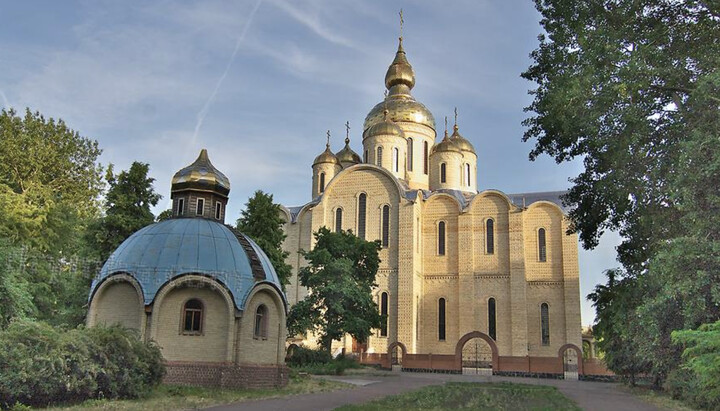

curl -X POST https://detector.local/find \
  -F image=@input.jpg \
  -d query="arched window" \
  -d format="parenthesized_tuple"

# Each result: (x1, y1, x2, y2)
(541, 303, 550, 346)
(380, 292, 388, 337)
(381, 205, 390, 248)
(438, 298, 446, 341)
(486, 219, 495, 254)
(488, 298, 497, 340)
(423, 141, 429, 174)
(254, 304, 268, 339)
(465, 163, 471, 186)
(407, 138, 414, 171)
(364, 149, 368, 163)
(182, 299, 203, 334)
(440, 163, 447, 183)
(538, 228, 547, 262)
(438, 221, 446, 256)
(358, 193, 367, 239)
(319, 172, 326, 193)
(376, 147, 383, 166)
(393, 147, 399, 172)
(335, 208, 343, 233)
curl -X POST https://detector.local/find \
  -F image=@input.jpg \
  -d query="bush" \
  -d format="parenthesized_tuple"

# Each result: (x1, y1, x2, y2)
(0, 320, 165, 409)
(669, 321, 720, 410)
(286, 347, 361, 375)
(286, 346, 332, 367)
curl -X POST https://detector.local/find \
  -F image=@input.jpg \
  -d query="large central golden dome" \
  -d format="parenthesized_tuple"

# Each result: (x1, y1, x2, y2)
(363, 38, 436, 133)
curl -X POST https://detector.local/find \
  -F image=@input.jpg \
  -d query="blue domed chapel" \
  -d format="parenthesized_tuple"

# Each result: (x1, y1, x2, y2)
(87, 150, 288, 388)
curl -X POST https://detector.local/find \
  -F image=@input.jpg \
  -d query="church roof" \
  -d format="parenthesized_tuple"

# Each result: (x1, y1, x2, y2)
(172, 149, 230, 197)
(89, 218, 286, 310)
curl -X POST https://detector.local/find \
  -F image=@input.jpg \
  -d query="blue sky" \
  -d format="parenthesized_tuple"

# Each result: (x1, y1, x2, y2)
(0, 0, 621, 325)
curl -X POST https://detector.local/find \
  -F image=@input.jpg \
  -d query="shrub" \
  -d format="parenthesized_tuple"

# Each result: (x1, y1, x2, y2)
(286, 346, 332, 367)
(0, 320, 164, 409)
(669, 321, 720, 410)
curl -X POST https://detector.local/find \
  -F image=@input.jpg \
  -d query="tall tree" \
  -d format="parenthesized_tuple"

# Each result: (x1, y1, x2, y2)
(236, 190, 292, 289)
(523, 0, 720, 386)
(0, 108, 103, 254)
(287, 227, 383, 352)
(87, 162, 161, 262)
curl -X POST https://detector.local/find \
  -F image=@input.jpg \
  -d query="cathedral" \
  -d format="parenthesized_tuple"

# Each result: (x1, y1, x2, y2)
(281, 34, 582, 372)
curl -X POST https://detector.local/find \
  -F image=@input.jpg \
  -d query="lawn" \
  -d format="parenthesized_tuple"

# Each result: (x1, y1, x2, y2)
(47, 374, 352, 411)
(335, 382, 581, 411)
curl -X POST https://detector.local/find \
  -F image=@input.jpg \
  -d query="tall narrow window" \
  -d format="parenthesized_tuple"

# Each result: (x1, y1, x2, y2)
(196, 198, 205, 215)
(335, 208, 343, 233)
(465, 163, 471, 186)
(488, 298, 497, 340)
(254, 304, 268, 339)
(381, 205, 390, 247)
(538, 228, 547, 262)
(376, 147, 383, 166)
(182, 299, 203, 334)
(358, 193, 367, 239)
(319, 172, 326, 193)
(364, 150, 368, 163)
(177, 198, 185, 216)
(438, 298, 446, 341)
(215, 201, 222, 220)
(393, 147, 399, 172)
(423, 141, 429, 174)
(541, 303, 550, 346)
(486, 219, 495, 254)
(440, 163, 447, 183)
(407, 138, 414, 171)
(438, 221, 446, 256)
(380, 292, 388, 337)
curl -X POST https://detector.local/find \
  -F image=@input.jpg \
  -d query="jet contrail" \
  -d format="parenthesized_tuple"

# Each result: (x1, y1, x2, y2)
(191, 0, 263, 145)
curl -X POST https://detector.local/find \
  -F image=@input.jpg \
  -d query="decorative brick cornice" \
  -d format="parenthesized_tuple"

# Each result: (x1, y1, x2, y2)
(527, 280, 565, 288)
(473, 273, 510, 280)
(424, 274, 458, 281)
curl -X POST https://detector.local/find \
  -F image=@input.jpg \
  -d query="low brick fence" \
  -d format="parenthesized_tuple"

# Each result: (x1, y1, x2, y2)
(164, 361, 289, 389)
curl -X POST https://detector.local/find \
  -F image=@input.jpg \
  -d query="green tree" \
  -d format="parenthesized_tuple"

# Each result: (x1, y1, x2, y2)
(669, 320, 720, 409)
(287, 227, 383, 352)
(155, 209, 173, 222)
(236, 190, 292, 289)
(87, 162, 161, 262)
(0, 242, 35, 328)
(0, 108, 103, 254)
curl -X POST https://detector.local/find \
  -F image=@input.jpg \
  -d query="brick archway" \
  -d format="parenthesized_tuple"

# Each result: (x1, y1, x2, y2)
(455, 331, 499, 371)
(387, 341, 407, 357)
(558, 343, 583, 375)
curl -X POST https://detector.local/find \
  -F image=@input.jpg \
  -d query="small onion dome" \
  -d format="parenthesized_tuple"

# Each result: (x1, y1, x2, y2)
(172, 149, 230, 197)
(451, 124, 476, 154)
(336, 137, 361, 164)
(385, 38, 415, 91)
(431, 130, 462, 154)
(364, 109, 406, 140)
(313, 142, 340, 166)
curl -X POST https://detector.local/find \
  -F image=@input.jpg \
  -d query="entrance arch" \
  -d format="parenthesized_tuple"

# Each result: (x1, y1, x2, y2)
(387, 341, 407, 366)
(558, 343, 583, 378)
(455, 331, 499, 371)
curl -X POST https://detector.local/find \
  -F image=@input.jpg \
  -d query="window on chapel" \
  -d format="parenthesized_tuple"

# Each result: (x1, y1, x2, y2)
(407, 138, 413, 171)
(380, 292, 388, 337)
(438, 221, 446, 256)
(182, 299, 203, 334)
(196, 198, 204, 216)
(254, 304, 268, 339)
(381, 205, 390, 248)
(438, 298, 446, 341)
(319, 172, 325, 193)
(377, 147, 383, 167)
(440, 163, 447, 183)
(541, 303, 550, 346)
(486, 219, 495, 254)
(358, 193, 367, 239)
(488, 297, 497, 340)
(335, 208, 343, 233)
(538, 228, 547, 262)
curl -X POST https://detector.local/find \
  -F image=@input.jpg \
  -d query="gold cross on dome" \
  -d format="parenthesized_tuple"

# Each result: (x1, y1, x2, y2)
(345, 121, 350, 138)
(454, 107, 458, 126)
(399, 9, 404, 38)
(326, 130, 330, 148)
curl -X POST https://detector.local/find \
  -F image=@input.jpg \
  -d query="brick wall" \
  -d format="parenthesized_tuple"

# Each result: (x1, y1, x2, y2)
(164, 362, 289, 389)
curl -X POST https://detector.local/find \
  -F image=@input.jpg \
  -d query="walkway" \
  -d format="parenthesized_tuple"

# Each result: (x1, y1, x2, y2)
(207, 372, 661, 411)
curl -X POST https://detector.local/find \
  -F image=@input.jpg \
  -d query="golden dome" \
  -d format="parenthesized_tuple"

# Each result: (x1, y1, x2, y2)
(172, 149, 230, 196)
(451, 124, 476, 154)
(363, 38, 436, 133)
(431, 131, 461, 155)
(336, 136, 361, 164)
(313, 138, 340, 166)
(364, 109, 406, 139)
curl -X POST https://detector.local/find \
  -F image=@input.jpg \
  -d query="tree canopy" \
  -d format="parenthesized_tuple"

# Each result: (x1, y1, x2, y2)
(236, 190, 292, 289)
(287, 227, 383, 351)
(525, 0, 720, 394)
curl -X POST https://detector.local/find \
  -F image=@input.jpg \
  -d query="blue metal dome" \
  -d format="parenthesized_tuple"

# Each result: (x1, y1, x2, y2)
(89, 218, 286, 310)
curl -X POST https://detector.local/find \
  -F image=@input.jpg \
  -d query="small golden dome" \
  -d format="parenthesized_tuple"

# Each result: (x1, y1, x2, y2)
(313, 137, 340, 166)
(364, 109, 406, 139)
(336, 136, 361, 164)
(172, 149, 230, 196)
(364, 38, 436, 133)
(431, 131, 461, 155)
(451, 124, 476, 154)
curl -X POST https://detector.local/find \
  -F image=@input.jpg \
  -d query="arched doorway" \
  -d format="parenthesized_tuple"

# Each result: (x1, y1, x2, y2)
(387, 342, 406, 372)
(455, 331, 499, 375)
(558, 344, 583, 380)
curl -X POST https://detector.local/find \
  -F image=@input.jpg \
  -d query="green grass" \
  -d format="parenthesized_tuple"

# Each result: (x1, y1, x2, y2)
(46, 374, 352, 411)
(622, 385, 699, 411)
(335, 382, 581, 411)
